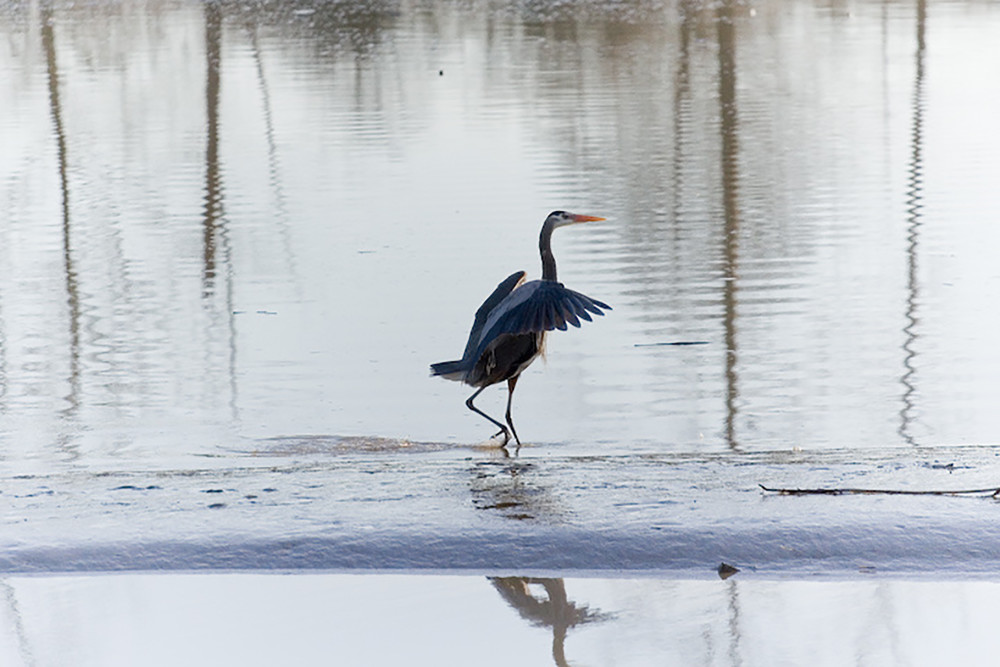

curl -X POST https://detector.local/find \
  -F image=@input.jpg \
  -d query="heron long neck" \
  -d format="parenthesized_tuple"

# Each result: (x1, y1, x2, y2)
(540, 220, 558, 281)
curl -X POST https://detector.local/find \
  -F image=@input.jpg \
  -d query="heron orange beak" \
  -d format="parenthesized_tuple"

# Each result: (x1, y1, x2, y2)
(570, 214, 606, 223)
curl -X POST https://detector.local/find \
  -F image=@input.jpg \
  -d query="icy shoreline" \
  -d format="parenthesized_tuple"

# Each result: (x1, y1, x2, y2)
(4, 442, 1000, 577)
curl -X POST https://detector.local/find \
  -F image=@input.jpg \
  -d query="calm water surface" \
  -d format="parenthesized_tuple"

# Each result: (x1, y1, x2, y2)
(4, 573, 1000, 666)
(2, 0, 1000, 461)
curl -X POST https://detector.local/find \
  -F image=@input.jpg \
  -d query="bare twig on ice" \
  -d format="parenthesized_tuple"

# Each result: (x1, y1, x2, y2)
(633, 341, 710, 347)
(759, 484, 1000, 497)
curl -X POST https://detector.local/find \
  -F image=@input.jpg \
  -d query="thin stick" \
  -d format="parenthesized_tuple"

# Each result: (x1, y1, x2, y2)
(634, 341, 710, 347)
(759, 484, 1000, 497)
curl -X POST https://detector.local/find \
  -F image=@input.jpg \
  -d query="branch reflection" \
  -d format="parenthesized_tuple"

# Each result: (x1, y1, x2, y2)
(899, 0, 926, 446)
(202, 2, 239, 421)
(717, 0, 741, 451)
(202, 1, 224, 299)
(41, 7, 82, 449)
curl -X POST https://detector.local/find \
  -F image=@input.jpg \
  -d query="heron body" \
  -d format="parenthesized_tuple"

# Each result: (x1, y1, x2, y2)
(431, 211, 611, 447)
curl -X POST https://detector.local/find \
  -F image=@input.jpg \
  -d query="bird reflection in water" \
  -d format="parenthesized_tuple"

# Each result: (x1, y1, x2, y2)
(431, 211, 611, 451)
(489, 577, 610, 667)
(470, 459, 564, 521)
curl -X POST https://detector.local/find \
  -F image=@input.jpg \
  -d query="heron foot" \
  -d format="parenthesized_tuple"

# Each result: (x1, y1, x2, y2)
(491, 427, 511, 446)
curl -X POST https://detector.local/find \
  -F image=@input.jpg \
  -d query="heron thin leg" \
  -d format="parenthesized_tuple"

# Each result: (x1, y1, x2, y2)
(505, 376, 521, 447)
(466, 386, 510, 446)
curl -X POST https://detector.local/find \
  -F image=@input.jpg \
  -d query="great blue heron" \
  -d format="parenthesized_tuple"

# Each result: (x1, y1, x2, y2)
(431, 211, 611, 447)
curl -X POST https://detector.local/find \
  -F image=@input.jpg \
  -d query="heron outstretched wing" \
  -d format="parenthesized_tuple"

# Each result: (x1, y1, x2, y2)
(472, 279, 610, 358)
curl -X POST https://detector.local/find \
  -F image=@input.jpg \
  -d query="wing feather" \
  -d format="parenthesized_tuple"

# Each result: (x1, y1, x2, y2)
(559, 300, 581, 328)
(541, 303, 555, 331)
(530, 305, 545, 333)
(471, 280, 611, 364)
(578, 293, 609, 315)
(562, 292, 590, 323)
(550, 302, 567, 331)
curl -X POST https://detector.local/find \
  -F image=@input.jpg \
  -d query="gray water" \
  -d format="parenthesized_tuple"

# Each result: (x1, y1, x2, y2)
(4, 0, 999, 460)
(4, 572, 1000, 666)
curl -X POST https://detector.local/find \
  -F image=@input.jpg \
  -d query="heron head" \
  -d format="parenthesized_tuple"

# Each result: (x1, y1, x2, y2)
(547, 211, 606, 229)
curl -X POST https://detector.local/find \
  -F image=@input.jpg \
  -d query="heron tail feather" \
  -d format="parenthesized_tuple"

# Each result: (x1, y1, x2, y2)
(430, 359, 468, 381)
